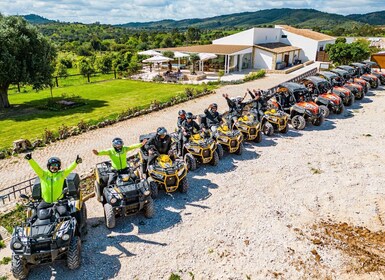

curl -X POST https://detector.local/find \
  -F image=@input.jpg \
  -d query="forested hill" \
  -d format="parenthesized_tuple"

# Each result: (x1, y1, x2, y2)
(346, 11, 385, 25)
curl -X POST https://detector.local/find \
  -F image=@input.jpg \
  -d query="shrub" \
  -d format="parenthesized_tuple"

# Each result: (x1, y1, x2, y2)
(42, 128, 55, 144)
(58, 124, 70, 139)
(77, 120, 88, 132)
(243, 69, 266, 82)
(0, 257, 11, 265)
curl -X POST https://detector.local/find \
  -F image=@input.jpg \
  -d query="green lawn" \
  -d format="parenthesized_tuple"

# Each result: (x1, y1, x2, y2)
(0, 79, 214, 149)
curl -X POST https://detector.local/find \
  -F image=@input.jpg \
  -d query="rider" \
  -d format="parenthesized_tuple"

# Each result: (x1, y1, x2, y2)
(93, 137, 147, 185)
(204, 103, 223, 133)
(24, 153, 82, 204)
(177, 110, 187, 156)
(144, 127, 174, 168)
(246, 88, 270, 121)
(180, 112, 205, 156)
(223, 92, 251, 126)
(276, 89, 296, 112)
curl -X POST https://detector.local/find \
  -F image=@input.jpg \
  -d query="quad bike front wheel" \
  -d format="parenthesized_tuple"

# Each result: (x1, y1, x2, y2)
(291, 115, 306, 130)
(370, 80, 379, 89)
(12, 254, 29, 280)
(347, 94, 355, 106)
(216, 144, 224, 159)
(184, 153, 197, 171)
(262, 122, 274, 136)
(253, 130, 263, 143)
(179, 177, 189, 193)
(80, 203, 88, 238)
(335, 104, 344, 114)
(104, 203, 116, 229)
(210, 150, 219, 166)
(143, 197, 155, 218)
(319, 105, 330, 118)
(149, 180, 159, 199)
(235, 142, 244, 155)
(67, 235, 81, 270)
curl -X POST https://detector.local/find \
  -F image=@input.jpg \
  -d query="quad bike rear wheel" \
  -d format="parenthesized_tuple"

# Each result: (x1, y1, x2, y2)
(143, 197, 155, 218)
(262, 122, 274, 136)
(94, 181, 102, 202)
(355, 90, 364, 100)
(253, 130, 263, 143)
(67, 235, 81, 270)
(312, 115, 324, 126)
(12, 254, 29, 280)
(184, 153, 197, 171)
(319, 105, 330, 118)
(104, 203, 116, 229)
(291, 115, 306, 130)
(235, 142, 244, 155)
(149, 180, 159, 199)
(216, 144, 224, 159)
(179, 177, 189, 193)
(371, 80, 379, 89)
(210, 150, 219, 166)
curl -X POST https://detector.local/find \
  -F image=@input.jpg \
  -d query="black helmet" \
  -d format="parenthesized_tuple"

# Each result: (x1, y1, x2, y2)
(156, 127, 167, 136)
(210, 103, 218, 109)
(112, 137, 124, 152)
(47, 157, 61, 172)
(178, 109, 186, 116)
(186, 112, 194, 119)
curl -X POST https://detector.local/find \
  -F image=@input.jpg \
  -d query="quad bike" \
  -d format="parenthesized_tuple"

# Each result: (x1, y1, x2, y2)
(301, 76, 344, 116)
(228, 113, 262, 143)
(94, 160, 154, 229)
(276, 82, 324, 130)
(259, 108, 289, 136)
(360, 61, 385, 85)
(137, 137, 189, 198)
(198, 114, 244, 156)
(171, 131, 220, 171)
(345, 63, 379, 89)
(11, 174, 87, 279)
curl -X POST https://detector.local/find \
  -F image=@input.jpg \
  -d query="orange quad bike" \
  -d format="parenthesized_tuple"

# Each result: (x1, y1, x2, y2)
(300, 76, 344, 117)
(359, 61, 385, 85)
(331, 67, 369, 95)
(276, 82, 324, 130)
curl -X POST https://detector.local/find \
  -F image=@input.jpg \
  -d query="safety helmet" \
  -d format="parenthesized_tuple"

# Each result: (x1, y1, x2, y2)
(210, 103, 218, 109)
(112, 137, 124, 152)
(47, 157, 61, 172)
(186, 112, 194, 120)
(178, 109, 186, 116)
(156, 127, 167, 136)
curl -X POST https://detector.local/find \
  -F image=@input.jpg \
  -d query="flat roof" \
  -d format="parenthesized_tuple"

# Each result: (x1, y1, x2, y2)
(279, 25, 335, 41)
(157, 44, 252, 55)
(255, 42, 301, 54)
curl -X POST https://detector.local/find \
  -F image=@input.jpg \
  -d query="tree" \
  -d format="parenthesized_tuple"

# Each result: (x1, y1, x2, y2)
(325, 39, 370, 65)
(0, 15, 57, 108)
(78, 57, 95, 82)
(186, 27, 201, 44)
(189, 53, 200, 75)
(95, 54, 113, 74)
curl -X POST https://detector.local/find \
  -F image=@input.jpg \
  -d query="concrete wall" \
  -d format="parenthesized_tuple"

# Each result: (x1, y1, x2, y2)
(278, 30, 317, 61)
(254, 48, 273, 70)
(213, 28, 255, 46)
(252, 28, 281, 44)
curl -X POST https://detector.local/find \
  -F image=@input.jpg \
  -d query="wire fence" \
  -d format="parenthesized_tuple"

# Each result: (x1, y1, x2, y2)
(0, 66, 319, 207)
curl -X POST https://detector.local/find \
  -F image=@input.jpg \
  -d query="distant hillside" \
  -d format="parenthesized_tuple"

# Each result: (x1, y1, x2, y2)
(22, 14, 54, 24)
(117, 8, 360, 30)
(346, 11, 385, 25)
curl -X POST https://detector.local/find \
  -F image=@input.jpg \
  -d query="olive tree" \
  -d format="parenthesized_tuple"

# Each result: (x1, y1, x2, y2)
(0, 15, 57, 109)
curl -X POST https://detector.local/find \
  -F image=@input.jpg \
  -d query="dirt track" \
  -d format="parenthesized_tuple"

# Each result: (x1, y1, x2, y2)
(2, 68, 385, 279)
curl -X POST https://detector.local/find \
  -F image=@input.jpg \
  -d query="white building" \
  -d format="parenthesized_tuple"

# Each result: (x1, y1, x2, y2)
(158, 25, 335, 73)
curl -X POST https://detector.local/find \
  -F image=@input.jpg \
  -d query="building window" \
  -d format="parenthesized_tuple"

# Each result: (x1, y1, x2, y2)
(281, 35, 287, 38)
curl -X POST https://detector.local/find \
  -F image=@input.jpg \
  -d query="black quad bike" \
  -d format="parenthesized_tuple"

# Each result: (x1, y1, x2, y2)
(11, 173, 87, 279)
(331, 67, 369, 95)
(94, 161, 154, 229)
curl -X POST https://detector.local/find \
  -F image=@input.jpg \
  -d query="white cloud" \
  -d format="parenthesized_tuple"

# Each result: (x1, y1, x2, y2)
(0, 0, 384, 24)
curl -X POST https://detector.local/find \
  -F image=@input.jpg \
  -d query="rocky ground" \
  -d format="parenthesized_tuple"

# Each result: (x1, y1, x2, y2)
(1, 67, 385, 279)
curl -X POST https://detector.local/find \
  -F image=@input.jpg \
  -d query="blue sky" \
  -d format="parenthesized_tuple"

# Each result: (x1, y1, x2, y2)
(0, 0, 384, 24)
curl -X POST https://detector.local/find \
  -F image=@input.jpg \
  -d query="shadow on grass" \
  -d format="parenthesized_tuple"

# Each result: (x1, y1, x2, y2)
(0, 97, 108, 122)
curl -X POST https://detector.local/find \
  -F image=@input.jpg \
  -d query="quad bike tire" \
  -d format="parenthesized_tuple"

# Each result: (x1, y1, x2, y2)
(143, 197, 155, 218)
(104, 203, 116, 229)
(347, 94, 355, 106)
(216, 144, 224, 159)
(371, 80, 379, 89)
(280, 123, 289, 134)
(67, 235, 81, 270)
(319, 105, 330, 118)
(12, 254, 29, 280)
(179, 177, 189, 193)
(355, 90, 364, 100)
(253, 130, 263, 143)
(235, 142, 244, 155)
(149, 180, 159, 199)
(312, 115, 324, 126)
(184, 153, 197, 171)
(210, 150, 220, 166)
(80, 203, 88, 238)
(262, 122, 274, 136)
(291, 115, 306, 130)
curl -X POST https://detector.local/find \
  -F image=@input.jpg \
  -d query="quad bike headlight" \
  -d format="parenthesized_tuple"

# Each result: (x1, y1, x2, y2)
(61, 234, 70, 241)
(110, 197, 117, 204)
(13, 241, 22, 249)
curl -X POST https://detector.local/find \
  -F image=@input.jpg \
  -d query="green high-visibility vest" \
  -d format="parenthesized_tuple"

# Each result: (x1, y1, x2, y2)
(97, 143, 142, 170)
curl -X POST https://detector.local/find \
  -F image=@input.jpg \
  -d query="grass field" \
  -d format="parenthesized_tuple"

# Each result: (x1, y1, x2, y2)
(0, 78, 214, 150)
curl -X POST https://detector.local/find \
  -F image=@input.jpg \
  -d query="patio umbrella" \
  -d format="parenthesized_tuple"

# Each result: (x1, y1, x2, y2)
(198, 53, 218, 72)
(138, 50, 161, 56)
(142, 55, 172, 74)
(174, 51, 190, 69)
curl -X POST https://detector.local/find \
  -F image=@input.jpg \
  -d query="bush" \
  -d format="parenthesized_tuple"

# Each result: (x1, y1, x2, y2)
(58, 124, 70, 139)
(77, 120, 88, 132)
(243, 69, 266, 82)
(42, 128, 56, 144)
(0, 257, 11, 265)
(0, 240, 5, 249)
(152, 75, 164, 82)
